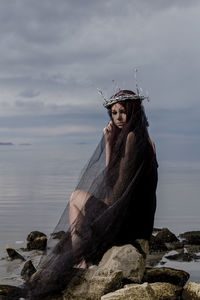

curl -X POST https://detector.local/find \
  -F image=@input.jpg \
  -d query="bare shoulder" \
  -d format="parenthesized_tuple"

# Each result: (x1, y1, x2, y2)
(126, 131, 135, 143)
(125, 132, 135, 154)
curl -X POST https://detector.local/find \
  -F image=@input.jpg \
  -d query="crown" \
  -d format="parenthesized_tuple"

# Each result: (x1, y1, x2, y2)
(98, 69, 149, 109)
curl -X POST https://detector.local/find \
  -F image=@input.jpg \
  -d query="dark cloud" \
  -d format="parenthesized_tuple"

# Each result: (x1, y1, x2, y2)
(0, 0, 199, 150)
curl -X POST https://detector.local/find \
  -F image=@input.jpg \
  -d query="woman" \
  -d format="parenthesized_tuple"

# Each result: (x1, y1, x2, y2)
(23, 89, 158, 299)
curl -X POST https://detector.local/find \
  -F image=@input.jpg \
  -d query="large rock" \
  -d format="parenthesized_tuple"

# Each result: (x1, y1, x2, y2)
(101, 283, 157, 300)
(98, 243, 147, 282)
(143, 267, 190, 287)
(27, 231, 47, 250)
(182, 282, 200, 300)
(180, 231, 200, 245)
(63, 267, 123, 300)
(149, 282, 182, 300)
(63, 243, 148, 300)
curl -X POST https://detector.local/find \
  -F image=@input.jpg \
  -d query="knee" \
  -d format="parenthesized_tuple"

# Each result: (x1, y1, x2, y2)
(69, 190, 80, 207)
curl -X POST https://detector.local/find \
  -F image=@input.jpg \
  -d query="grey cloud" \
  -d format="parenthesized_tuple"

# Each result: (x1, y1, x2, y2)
(0, 0, 199, 150)
(15, 99, 44, 110)
(19, 89, 40, 98)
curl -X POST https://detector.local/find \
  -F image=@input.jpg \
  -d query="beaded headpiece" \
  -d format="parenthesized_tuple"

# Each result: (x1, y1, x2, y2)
(98, 69, 149, 109)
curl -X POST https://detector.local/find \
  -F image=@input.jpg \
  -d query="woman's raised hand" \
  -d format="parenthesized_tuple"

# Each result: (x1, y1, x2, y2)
(103, 121, 114, 144)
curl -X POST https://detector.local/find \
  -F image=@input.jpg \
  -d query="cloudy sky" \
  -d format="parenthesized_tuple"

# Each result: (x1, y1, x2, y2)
(0, 0, 200, 164)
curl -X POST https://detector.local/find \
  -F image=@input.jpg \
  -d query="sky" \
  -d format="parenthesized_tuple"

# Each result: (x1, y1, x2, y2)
(0, 0, 200, 164)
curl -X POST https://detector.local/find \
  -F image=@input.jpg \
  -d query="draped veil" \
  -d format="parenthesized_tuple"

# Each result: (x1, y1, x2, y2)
(24, 99, 158, 299)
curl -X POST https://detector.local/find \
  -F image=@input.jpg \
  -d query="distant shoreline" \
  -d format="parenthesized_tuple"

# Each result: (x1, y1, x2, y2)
(0, 142, 31, 146)
(0, 142, 14, 146)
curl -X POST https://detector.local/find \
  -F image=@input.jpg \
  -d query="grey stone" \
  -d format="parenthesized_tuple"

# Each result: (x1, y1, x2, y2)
(98, 244, 147, 282)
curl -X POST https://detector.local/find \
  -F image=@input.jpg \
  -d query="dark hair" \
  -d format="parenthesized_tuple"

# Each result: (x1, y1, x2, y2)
(107, 90, 149, 158)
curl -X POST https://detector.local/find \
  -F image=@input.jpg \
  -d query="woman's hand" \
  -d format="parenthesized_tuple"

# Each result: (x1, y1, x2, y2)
(103, 121, 114, 145)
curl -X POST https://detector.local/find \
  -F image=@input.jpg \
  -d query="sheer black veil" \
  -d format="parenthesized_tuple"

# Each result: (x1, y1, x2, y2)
(22, 97, 158, 299)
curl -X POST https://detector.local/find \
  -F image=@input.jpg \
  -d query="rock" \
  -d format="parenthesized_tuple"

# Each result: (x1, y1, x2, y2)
(179, 231, 200, 245)
(21, 260, 37, 282)
(98, 244, 147, 283)
(63, 243, 148, 300)
(6, 246, 25, 261)
(27, 231, 47, 250)
(182, 282, 200, 300)
(155, 228, 179, 243)
(50, 231, 65, 239)
(150, 282, 182, 300)
(0, 285, 24, 299)
(132, 239, 149, 258)
(166, 252, 200, 262)
(101, 282, 157, 300)
(165, 241, 184, 251)
(153, 227, 163, 234)
(149, 235, 168, 253)
(63, 267, 123, 300)
(146, 252, 165, 267)
(149, 229, 182, 253)
(179, 231, 200, 239)
(184, 244, 200, 254)
(143, 267, 190, 287)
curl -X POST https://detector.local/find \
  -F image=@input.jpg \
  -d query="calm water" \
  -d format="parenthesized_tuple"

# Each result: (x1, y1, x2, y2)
(0, 143, 200, 282)
(0, 144, 200, 247)
(0, 143, 93, 251)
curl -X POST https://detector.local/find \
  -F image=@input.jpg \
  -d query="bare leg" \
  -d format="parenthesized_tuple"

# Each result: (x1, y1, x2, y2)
(69, 189, 91, 268)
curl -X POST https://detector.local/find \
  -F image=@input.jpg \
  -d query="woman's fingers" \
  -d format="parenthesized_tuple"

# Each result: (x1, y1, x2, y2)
(104, 121, 114, 135)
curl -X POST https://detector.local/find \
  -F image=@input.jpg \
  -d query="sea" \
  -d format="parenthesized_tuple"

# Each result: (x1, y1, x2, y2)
(0, 143, 200, 283)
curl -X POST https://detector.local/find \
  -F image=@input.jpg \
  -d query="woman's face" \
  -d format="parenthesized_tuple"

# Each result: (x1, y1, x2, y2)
(111, 103, 127, 128)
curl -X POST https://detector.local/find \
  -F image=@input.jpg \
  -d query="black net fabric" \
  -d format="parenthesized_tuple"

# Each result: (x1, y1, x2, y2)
(23, 102, 158, 299)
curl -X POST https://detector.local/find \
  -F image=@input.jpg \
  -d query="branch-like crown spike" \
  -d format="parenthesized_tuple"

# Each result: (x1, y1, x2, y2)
(134, 68, 140, 96)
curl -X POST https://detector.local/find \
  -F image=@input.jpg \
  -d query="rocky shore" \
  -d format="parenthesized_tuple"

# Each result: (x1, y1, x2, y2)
(0, 228, 200, 299)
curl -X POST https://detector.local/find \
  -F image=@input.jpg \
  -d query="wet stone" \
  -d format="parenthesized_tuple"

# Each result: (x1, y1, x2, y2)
(6, 247, 25, 261)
